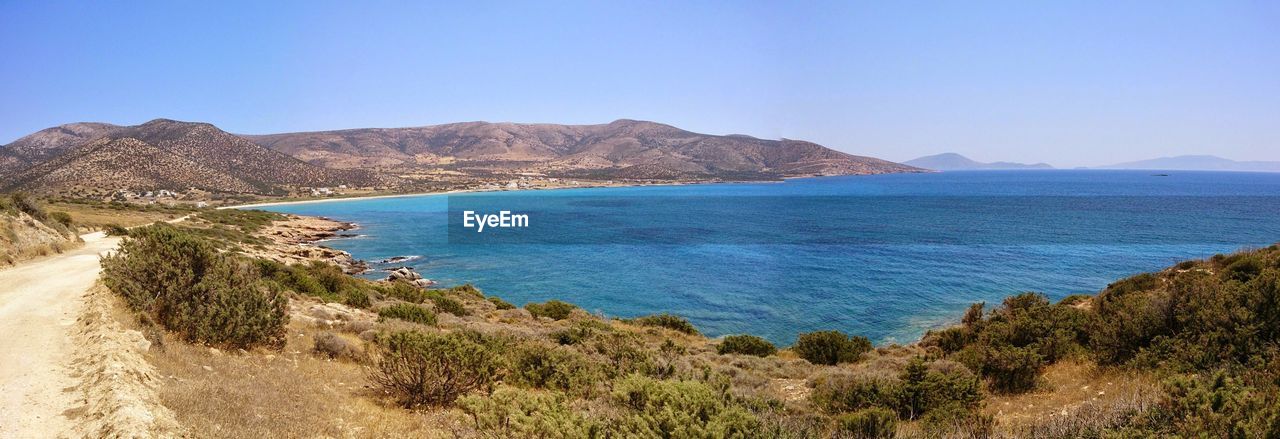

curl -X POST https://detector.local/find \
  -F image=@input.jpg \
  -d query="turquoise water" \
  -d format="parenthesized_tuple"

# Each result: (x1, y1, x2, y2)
(260, 171, 1280, 345)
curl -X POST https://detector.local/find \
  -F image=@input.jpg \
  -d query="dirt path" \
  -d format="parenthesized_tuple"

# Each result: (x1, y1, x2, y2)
(0, 232, 119, 437)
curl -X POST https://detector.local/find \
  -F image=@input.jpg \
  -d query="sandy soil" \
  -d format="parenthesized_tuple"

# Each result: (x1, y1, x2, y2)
(0, 232, 119, 437)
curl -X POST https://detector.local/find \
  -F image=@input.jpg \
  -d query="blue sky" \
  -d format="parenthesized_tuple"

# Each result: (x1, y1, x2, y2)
(1, 1, 1276, 167)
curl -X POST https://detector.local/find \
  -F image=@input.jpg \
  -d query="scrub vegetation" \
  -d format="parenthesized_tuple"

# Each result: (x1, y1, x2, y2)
(0, 192, 82, 266)
(97, 215, 1280, 437)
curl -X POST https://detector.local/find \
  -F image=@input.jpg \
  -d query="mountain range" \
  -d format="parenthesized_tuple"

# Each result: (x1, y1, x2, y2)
(903, 153, 1053, 171)
(1094, 155, 1280, 172)
(245, 119, 919, 179)
(0, 119, 921, 195)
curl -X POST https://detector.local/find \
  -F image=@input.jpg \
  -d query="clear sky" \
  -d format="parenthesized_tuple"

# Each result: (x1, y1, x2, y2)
(1, 1, 1277, 167)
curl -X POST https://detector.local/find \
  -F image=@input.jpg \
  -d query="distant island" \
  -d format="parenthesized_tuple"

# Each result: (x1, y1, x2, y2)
(1094, 155, 1280, 172)
(903, 153, 1053, 171)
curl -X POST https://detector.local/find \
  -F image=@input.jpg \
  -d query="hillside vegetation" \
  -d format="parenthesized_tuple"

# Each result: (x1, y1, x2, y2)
(0, 119, 380, 196)
(0, 193, 81, 266)
(98, 216, 1280, 437)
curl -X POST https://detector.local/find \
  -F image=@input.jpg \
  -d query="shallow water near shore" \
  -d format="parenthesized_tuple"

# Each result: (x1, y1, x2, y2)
(260, 170, 1280, 345)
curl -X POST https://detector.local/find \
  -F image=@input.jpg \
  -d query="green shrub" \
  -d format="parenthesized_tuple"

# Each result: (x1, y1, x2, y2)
(369, 330, 501, 407)
(609, 374, 760, 438)
(894, 358, 983, 419)
(378, 304, 437, 325)
(1155, 370, 1280, 437)
(626, 313, 699, 335)
(717, 335, 777, 357)
(488, 296, 515, 310)
(257, 259, 332, 299)
(792, 330, 872, 365)
(927, 327, 972, 354)
(104, 223, 130, 236)
(101, 224, 288, 349)
(959, 344, 1043, 393)
(589, 332, 654, 379)
(525, 300, 578, 320)
(459, 387, 601, 437)
(304, 260, 357, 296)
(196, 209, 284, 233)
(942, 292, 1088, 393)
(381, 280, 428, 303)
(448, 283, 485, 298)
(341, 288, 371, 308)
(9, 193, 46, 220)
(428, 292, 470, 316)
(48, 211, 74, 227)
(835, 407, 897, 438)
(550, 323, 599, 345)
(919, 404, 995, 438)
(810, 373, 899, 414)
(508, 343, 604, 397)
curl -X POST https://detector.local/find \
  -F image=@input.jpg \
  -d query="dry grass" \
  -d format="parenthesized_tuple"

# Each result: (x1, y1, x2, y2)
(47, 202, 185, 229)
(146, 318, 455, 438)
(983, 360, 1163, 437)
(0, 212, 84, 267)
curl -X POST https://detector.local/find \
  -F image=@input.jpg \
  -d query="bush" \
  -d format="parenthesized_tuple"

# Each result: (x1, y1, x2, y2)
(428, 292, 470, 316)
(525, 300, 578, 320)
(894, 358, 983, 419)
(314, 331, 361, 360)
(609, 374, 760, 437)
(448, 283, 485, 298)
(627, 313, 699, 335)
(380, 280, 428, 303)
(257, 259, 330, 299)
(508, 343, 604, 397)
(717, 335, 777, 357)
(943, 292, 1089, 393)
(488, 296, 515, 310)
(959, 344, 1043, 393)
(48, 211, 74, 227)
(811, 359, 984, 421)
(378, 303, 437, 325)
(919, 404, 994, 438)
(550, 322, 600, 345)
(369, 330, 501, 407)
(589, 332, 654, 378)
(459, 387, 601, 437)
(9, 192, 46, 220)
(104, 223, 130, 236)
(341, 288, 371, 308)
(101, 224, 287, 349)
(196, 209, 284, 233)
(811, 373, 898, 414)
(835, 407, 897, 438)
(792, 330, 872, 365)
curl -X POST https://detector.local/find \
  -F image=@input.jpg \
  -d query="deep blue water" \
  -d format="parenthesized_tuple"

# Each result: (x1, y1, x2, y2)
(259, 171, 1280, 345)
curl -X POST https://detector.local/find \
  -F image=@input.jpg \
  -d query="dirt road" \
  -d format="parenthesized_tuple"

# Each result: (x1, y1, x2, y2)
(0, 232, 120, 437)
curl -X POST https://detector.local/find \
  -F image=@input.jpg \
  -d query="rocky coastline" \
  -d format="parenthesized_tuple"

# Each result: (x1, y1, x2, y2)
(248, 214, 370, 274)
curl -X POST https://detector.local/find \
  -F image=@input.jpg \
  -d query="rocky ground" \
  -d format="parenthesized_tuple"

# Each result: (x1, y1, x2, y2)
(242, 214, 369, 274)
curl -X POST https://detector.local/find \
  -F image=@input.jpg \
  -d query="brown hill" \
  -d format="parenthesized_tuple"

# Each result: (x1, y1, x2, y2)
(1, 119, 380, 195)
(0, 122, 121, 176)
(246, 119, 920, 179)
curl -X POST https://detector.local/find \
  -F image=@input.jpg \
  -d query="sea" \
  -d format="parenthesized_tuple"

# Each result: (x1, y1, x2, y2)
(258, 170, 1280, 345)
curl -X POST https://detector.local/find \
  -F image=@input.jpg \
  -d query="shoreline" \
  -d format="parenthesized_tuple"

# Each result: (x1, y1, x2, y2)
(224, 175, 828, 210)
